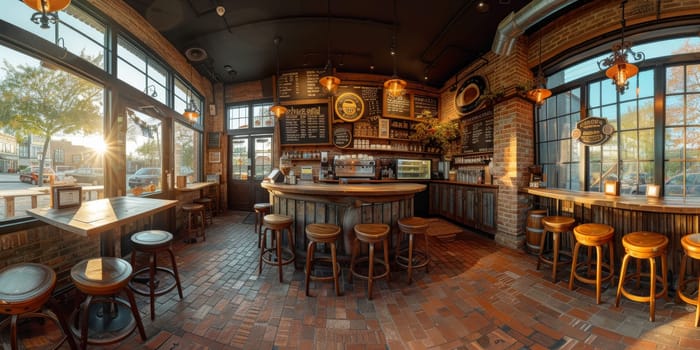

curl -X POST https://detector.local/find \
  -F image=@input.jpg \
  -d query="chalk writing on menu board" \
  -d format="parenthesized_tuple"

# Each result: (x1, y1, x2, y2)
(383, 92, 411, 118)
(280, 102, 330, 145)
(278, 69, 326, 100)
(413, 94, 439, 118)
(333, 124, 353, 148)
(335, 85, 382, 120)
(461, 114, 494, 153)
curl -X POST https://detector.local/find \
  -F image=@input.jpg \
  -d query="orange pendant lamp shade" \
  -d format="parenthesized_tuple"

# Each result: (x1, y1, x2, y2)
(23, 0, 71, 12)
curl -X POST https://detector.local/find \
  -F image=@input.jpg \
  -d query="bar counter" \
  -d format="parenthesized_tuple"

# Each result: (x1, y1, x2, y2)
(261, 181, 426, 259)
(521, 187, 700, 276)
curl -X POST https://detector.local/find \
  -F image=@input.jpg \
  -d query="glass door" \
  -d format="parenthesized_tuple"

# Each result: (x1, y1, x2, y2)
(228, 134, 273, 211)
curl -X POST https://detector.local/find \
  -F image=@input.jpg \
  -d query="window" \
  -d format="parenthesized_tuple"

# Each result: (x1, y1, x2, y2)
(117, 36, 168, 106)
(537, 88, 581, 190)
(174, 122, 201, 183)
(126, 108, 162, 195)
(174, 77, 202, 126)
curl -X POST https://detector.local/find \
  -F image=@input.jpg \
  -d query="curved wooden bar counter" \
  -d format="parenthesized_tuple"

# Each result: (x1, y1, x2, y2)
(521, 187, 700, 276)
(261, 182, 426, 259)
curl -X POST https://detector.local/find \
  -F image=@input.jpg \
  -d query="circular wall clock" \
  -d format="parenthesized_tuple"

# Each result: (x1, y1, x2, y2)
(334, 92, 365, 122)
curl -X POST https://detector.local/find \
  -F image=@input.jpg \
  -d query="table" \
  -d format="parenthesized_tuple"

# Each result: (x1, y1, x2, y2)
(175, 181, 220, 213)
(0, 189, 44, 218)
(26, 196, 177, 256)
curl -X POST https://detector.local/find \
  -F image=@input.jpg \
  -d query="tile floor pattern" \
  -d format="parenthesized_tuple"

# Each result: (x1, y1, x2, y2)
(16, 211, 700, 349)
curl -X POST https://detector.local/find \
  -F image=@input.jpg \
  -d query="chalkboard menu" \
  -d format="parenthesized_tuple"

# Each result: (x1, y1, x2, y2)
(333, 123, 353, 148)
(335, 85, 382, 120)
(280, 102, 331, 145)
(278, 69, 327, 100)
(383, 91, 411, 118)
(413, 94, 439, 118)
(462, 115, 494, 153)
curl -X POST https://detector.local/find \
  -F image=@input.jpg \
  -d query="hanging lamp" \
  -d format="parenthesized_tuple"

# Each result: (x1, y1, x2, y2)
(318, 0, 341, 95)
(597, 0, 644, 94)
(183, 67, 200, 122)
(384, 0, 406, 98)
(270, 37, 287, 119)
(526, 38, 552, 106)
(22, 0, 70, 29)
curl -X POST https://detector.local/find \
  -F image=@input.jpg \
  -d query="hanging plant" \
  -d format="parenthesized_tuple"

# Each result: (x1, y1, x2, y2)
(410, 116, 461, 153)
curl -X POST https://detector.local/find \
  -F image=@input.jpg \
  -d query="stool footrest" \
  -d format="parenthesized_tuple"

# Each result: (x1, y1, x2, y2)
(129, 267, 179, 297)
(350, 256, 390, 281)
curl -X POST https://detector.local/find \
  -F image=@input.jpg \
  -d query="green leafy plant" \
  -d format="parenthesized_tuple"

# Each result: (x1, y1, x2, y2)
(410, 116, 461, 152)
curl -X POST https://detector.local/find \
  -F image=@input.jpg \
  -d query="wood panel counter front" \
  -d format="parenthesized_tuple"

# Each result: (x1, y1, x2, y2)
(261, 181, 426, 259)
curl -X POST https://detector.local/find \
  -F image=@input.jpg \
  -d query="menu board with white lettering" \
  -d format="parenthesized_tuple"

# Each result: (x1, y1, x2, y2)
(334, 85, 382, 121)
(383, 91, 411, 119)
(278, 69, 327, 100)
(461, 115, 494, 153)
(280, 102, 331, 145)
(413, 94, 439, 118)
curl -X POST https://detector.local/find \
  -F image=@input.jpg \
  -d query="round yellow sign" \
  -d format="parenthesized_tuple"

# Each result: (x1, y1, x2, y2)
(334, 92, 365, 122)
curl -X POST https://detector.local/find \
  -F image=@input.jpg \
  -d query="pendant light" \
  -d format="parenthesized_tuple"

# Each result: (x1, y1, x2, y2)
(597, 0, 645, 94)
(318, 0, 341, 95)
(526, 38, 551, 106)
(183, 66, 200, 122)
(384, 0, 406, 98)
(270, 37, 287, 119)
(23, 0, 70, 29)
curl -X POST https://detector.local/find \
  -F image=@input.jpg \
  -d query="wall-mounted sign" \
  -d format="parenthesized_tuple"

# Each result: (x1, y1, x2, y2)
(333, 124, 352, 148)
(455, 75, 487, 116)
(571, 116, 615, 146)
(334, 92, 365, 122)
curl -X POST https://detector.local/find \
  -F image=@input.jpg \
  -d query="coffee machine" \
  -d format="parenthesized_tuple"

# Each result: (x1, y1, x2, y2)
(319, 151, 331, 180)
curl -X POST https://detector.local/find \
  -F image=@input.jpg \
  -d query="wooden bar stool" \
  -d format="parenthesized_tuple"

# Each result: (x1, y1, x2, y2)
(0, 263, 77, 350)
(193, 197, 213, 226)
(304, 223, 342, 296)
(253, 203, 272, 247)
(182, 203, 206, 243)
(569, 223, 615, 304)
(129, 230, 184, 320)
(70, 257, 147, 349)
(615, 231, 669, 322)
(259, 214, 296, 282)
(537, 216, 576, 283)
(350, 223, 391, 300)
(396, 216, 430, 284)
(677, 233, 700, 327)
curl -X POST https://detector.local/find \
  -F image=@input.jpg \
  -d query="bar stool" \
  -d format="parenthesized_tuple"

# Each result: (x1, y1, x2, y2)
(182, 203, 206, 243)
(253, 203, 271, 247)
(193, 197, 213, 226)
(0, 263, 77, 350)
(259, 214, 295, 282)
(677, 233, 700, 327)
(537, 216, 576, 283)
(615, 231, 669, 322)
(70, 257, 147, 349)
(396, 216, 430, 284)
(350, 223, 391, 300)
(304, 223, 342, 296)
(569, 223, 615, 304)
(129, 230, 184, 320)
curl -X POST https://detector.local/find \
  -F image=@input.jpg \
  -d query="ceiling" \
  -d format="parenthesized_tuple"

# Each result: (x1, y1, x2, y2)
(122, 0, 570, 88)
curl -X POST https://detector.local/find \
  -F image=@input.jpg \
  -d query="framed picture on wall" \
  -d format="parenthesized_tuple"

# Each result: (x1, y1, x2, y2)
(378, 118, 390, 138)
(209, 151, 221, 163)
(207, 132, 220, 149)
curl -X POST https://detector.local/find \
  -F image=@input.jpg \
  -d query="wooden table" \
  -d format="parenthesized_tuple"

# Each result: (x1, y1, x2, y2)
(175, 181, 220, 212)
(27, 196, 177, 256)
(0, 189, 45, 218)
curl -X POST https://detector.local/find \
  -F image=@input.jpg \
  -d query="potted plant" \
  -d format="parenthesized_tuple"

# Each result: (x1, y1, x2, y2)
(410, 116, 461, 155)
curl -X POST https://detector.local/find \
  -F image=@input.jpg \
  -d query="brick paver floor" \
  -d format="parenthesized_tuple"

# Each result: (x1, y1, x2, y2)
(33, 211, 700, 349)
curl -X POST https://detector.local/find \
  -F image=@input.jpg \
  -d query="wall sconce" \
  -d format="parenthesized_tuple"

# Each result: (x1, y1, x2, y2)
(604, 180, 620, 196)
(597, 0, 644, 94)
(145, 85, 157, 98)
(22, 0, 70, 29)
(646, 184, 661, 198)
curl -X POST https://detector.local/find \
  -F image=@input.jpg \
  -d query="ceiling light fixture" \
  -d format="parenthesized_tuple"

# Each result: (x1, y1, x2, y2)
(270, 37, 287, 119)
(526, 38, 552, 106)
(183, 67, 200, 123)
(23, 0, 70, 29)
(384, 0, 406, 98)
(597, 0, 644, 94)
(476, 1, 489, 13)
(318, 0, 340, 95)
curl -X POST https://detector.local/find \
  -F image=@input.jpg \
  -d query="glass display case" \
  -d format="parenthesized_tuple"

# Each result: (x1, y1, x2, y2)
(396, 159, 431, 180)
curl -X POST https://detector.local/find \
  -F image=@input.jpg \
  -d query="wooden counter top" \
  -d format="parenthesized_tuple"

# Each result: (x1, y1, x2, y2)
(261, 181, 426, 197)
(174, 182, 217, 192)
(521, 187, 700, 214)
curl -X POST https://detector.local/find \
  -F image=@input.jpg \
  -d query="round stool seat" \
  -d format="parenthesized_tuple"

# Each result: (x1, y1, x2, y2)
(254, 203, 271, 211)
(306, 223, 341, 242)
(622, 231, 668, 256)
(542, 216, 576, 232)
(398, 216, 429, 233)
(0, 263, 55, 315)
(131, 229, 173, 251)
(182, 203, 204, 211)
(260, 214, 296, 282)
(194, 197, 212, 204)
(71, 257, 132, 296)
(677, 233, 700, 327)
(354, 223, 390, 242)
(263, 214, 293, 229)
(396, 217, 430, 284)
(573, 223, 614, 245)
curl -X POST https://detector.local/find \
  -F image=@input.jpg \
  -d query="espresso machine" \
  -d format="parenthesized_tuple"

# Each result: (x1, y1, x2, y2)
(319, 151, 331, 180)
(333, 155, 376, 180)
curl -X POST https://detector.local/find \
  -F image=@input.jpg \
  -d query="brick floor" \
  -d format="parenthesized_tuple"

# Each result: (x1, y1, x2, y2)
(17, 210, 700, 349)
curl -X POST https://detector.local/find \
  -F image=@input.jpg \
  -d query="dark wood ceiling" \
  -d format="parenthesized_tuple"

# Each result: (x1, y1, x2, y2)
(123, 0, 542, 87)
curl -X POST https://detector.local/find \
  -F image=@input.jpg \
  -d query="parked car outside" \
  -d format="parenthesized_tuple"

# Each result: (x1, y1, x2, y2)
(633, 173, 700, 196)
(66, 167, 104, 185)
(128, 167, 161, 189)
(19, 167, 55, 185)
